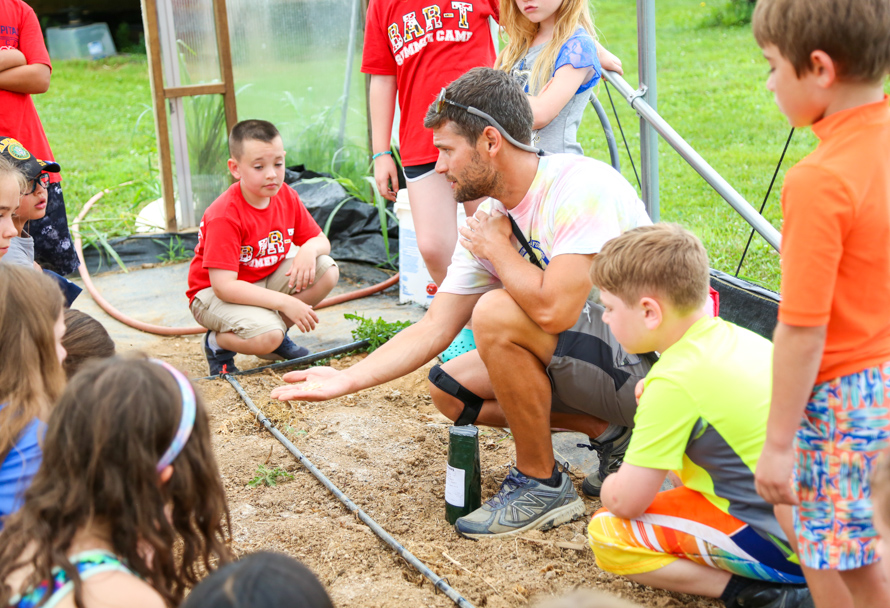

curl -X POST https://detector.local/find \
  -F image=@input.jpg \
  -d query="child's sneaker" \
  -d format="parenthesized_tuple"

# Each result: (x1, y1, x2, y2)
(258, 335, 310, 362)
(203, 331, 238, 376)
(439, 327, 476, 363)
(726, 580, 814, 608)
(579, 424, 632, 497)
(454, 465, 585, 539)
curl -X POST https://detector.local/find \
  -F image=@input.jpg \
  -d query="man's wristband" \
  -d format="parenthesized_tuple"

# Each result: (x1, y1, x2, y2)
(372, 150, 393, 160)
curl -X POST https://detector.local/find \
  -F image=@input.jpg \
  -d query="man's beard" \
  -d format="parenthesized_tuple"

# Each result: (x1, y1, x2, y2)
(452, 152, 499, 203)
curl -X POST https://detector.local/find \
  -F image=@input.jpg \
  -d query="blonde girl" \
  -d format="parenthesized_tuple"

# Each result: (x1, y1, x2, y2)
(496, 0, 623, 155)
(0, 264, 66, 523)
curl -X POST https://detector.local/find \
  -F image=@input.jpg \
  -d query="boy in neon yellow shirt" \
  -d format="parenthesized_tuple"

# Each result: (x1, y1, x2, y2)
(587, 224, 811, 608)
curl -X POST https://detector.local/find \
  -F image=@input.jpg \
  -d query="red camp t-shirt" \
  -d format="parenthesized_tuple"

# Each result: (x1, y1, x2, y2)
(186, 182, 322, 303)
(0, 0, 58, 183)
(361, 0, 498, 166)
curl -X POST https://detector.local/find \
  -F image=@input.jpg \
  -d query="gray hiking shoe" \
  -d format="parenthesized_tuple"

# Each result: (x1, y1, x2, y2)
(579, 425, 632, 497)
(453, 465, 585, 539)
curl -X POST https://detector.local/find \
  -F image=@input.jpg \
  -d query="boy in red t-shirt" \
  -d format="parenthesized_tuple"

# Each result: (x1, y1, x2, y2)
(187, 120, 339, 375)
(751, 1, 890, 606)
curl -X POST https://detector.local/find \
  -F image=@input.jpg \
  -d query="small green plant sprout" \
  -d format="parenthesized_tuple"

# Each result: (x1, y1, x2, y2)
(248, 464, 295, 488)
(344, 313, 411, 352)
(153, 235, 192, 264)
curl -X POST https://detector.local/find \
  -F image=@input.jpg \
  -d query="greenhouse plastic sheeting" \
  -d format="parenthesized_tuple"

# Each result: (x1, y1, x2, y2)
(227, 0, 367, 165)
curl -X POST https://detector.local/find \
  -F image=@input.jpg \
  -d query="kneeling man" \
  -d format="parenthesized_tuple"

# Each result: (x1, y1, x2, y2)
(272, 67, 652, 538)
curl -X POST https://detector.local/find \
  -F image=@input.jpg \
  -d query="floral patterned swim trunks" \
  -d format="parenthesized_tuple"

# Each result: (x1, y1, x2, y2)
(794, 362, 890, 570)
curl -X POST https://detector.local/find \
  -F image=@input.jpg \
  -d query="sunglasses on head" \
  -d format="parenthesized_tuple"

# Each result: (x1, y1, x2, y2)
(434, 88, 543, 156)
(24, 172, 50, 195)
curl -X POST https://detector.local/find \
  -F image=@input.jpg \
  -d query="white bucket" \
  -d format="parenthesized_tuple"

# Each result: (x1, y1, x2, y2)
(395, 189, 466, 307)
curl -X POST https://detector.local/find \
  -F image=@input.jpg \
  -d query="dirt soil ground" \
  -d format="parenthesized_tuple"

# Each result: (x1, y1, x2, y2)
(150, 336, 720, 608)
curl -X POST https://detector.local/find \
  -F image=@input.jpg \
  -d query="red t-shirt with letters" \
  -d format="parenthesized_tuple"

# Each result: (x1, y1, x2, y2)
(361, 0, 498, 166)
(186, 182, 322, 303)
(0, 0, 58, 183)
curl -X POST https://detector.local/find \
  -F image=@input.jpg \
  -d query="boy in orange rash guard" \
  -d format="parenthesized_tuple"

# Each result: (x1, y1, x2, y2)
(751, 1, 890, 606)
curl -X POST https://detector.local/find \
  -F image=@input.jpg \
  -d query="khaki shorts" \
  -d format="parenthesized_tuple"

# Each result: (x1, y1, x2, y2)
(547, 301, 657, 428)
(190, 253, 336, 339)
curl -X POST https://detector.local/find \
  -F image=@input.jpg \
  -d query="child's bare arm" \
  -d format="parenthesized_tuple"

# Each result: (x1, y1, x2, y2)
(595, 41, 623, 75)
(286, 233, 331, 291)
(600, 463, 668, 519)
(0, 49, 27, 72)
(209, 268, 319, 332)
(0, 62, 50, 94)
(369, 74, 399, 202)
(527, 41, 623, 129)
(755, 321, 826, 506)
(527, 65, 591, 130)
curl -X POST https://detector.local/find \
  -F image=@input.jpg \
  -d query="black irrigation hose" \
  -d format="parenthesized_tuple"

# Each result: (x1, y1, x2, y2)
(198, 340, 371, 381)
(223, 374, 477, 608)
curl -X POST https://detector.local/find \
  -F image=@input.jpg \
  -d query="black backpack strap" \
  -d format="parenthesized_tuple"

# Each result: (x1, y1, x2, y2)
(507, 213, 544, 270)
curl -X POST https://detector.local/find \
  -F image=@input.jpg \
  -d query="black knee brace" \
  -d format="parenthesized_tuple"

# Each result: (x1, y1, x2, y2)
(428, 364, 484, 426)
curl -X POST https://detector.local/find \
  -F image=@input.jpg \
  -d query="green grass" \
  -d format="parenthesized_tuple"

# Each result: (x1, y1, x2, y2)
(579, 0, 890, 291)
(34, 2, 890, 290)
(35, 55, 158, 239)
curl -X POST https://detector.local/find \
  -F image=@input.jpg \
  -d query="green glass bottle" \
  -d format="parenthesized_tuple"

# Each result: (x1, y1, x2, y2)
(445, 424, 482, 524)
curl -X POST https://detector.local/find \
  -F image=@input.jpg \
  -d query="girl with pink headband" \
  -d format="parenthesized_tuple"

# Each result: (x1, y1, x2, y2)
(0, 356, 233, 608)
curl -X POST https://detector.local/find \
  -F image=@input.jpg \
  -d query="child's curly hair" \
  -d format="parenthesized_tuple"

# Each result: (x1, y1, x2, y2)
(0, 355, 233, 607)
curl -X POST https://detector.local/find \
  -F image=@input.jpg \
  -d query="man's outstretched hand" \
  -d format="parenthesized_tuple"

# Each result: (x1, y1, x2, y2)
(271, 366, 352, 402)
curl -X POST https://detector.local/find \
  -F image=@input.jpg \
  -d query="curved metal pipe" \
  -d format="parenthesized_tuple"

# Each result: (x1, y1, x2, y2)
(591, 92, 621, 173)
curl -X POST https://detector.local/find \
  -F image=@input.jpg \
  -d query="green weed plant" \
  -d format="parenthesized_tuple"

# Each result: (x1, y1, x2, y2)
(153, 235, 192, 264)
(248, 464, 294, 488)
(303, 169, 399, 270)
(344, 313, 411, 353)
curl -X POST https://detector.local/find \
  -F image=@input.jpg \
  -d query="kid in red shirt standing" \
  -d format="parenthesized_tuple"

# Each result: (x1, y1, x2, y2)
(362, 0, 499, 361)
(187, 120, 339, 375)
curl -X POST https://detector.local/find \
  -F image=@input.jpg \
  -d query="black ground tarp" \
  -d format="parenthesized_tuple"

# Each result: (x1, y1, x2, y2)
(80, 166, 398, 274)
(710, 269, 780, 340)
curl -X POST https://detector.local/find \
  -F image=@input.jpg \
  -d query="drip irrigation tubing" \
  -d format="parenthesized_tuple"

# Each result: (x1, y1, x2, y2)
(222, 374, 477, 608)
(72, 187, 399, 336)
(197, 339, 370, 380)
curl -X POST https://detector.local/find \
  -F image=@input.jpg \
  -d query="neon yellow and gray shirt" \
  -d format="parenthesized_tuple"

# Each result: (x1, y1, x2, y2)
(624, 316, 787, 544)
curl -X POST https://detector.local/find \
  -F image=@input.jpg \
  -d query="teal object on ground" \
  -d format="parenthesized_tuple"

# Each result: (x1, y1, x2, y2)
(439, 327, 476, 363)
